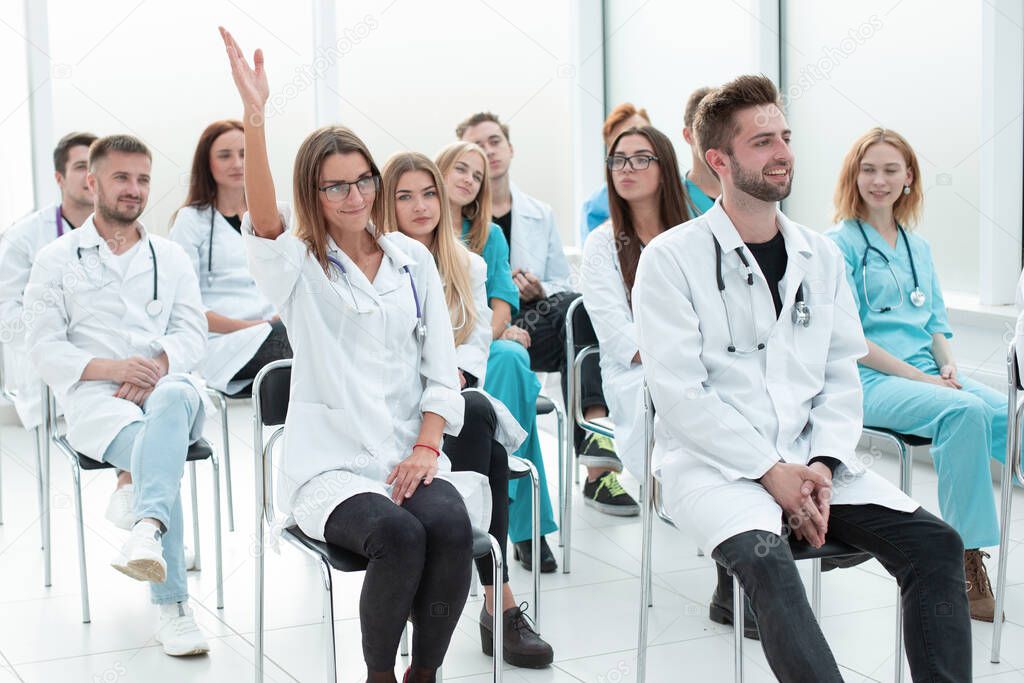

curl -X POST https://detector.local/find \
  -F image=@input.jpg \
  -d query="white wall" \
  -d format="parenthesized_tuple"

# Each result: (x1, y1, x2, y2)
(0, 1, 35, 229)
(43, 0, 317, 236)
(327, 0, 576, 245)
(782, 0, 983, 295)
(603, 0, 774, 189)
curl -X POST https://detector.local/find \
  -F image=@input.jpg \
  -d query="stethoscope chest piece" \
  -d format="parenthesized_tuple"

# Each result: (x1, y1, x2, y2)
(792, 300, 811, 327)
(145, 299, 164, 318)
(910, 287, 926, 308)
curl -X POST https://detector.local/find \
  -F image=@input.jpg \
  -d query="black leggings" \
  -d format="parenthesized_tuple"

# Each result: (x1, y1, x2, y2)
(323, 480, 472, 672)
(230, 319, 293, 385)
(443, 390, 510, 586)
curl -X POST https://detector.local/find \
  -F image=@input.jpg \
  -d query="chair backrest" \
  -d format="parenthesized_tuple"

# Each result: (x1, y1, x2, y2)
(0, 344, 16, 403)
(252, 358, 293, 526)
(254, 359, 292, 427)
(1008, 343, 1024, 485)
(642, 382, 675, 528)
(566, 296, 598, 352)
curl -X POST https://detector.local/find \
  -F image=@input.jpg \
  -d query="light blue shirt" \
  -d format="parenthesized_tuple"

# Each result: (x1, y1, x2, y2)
(826, 218, 953, 380)
(579, 175, 716, 242)
(461, 218, 519, 315)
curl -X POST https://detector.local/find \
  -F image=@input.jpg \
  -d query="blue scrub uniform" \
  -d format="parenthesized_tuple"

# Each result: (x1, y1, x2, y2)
(579, 175, 715, 243)
(828, 219, 1005, 549)
(462, 219, 558, 543)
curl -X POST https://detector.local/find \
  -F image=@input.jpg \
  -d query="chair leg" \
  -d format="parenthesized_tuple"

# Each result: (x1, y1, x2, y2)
(637, 490, 654, 682)
(318, 559, 337, 683)
(470, 573, 478, 598)
(811, 558, 822, 620)
(41, 424, 51, 587)
(488, 534, 503, 683)
(189, 461, 202, 571)
(528, 461, 541, 632)
(733, 574, 744, 683)
(215, 393, 235, 532)
(557, 404, 572, 574)
(991, 401, 1019, 664)
(254, 467, 265, 683)
(211, 455, 224, 609)
(71, 463, 91, 623)
(894, 587, 905, 683)
(400, 623, 409, 657)
(35, 427, 44, 546)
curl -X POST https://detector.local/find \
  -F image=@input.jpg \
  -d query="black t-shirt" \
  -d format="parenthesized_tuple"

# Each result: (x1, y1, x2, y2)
(494, 210, 512, 256)
(745, 230, 787, 317)
(222, 213, 242, 233)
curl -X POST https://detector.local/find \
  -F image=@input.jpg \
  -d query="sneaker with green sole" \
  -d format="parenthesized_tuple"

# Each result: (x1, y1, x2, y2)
(578, 432, 623, 471)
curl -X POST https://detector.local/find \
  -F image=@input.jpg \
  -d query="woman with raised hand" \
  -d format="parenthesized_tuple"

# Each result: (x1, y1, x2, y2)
(436, 142, 563, 573)
(219, 27, 485, 683)
(379, 151, 554, 669)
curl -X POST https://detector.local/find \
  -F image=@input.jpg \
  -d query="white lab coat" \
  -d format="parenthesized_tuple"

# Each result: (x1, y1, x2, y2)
(632, 201, 918, 554)
(580, 221, 646, 477)
(241, 209, 489, 539)
(458, 251, 527, 454)
(24, 218, 209, 460)
(0, 203, 66, 429)
(508, 183, 572, 295)
(169, 205, 276, 393)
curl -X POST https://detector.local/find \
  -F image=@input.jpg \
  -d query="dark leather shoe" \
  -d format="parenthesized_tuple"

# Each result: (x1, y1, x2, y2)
(709, 585, 760, 641)
(479, 603, 554, 668)
(512, 537, 557, 573)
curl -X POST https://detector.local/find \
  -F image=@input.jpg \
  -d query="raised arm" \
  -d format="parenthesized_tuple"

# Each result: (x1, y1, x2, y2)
(218, 26, 281, 238)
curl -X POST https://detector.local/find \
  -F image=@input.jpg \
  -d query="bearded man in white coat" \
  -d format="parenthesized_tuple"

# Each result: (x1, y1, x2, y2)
(633, 75, 971, 682)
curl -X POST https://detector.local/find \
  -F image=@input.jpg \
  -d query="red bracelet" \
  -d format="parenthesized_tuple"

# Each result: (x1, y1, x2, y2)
(414, 442, 441, 458)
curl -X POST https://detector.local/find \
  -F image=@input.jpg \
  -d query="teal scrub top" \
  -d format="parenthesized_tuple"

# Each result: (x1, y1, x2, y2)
(579, 173, 716, 242)
(462, 218, 519, 314)
(826, 219, 953, 379)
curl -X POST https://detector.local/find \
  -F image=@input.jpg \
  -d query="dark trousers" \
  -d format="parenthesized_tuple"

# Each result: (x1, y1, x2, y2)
(511, 291, 605, 452)
(712, 505, 971, 683)
(443, 390, 511, 586)
(323, 481, 472, 672)
(229, 319, 293, 386)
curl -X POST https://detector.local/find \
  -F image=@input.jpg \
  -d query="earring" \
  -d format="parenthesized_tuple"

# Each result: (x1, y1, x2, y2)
(903, 184, 911, 195)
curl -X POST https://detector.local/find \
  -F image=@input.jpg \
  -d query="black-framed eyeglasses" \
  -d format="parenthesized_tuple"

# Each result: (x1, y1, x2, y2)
(606, 154, 659, 172)
(318, 175, 380, 202)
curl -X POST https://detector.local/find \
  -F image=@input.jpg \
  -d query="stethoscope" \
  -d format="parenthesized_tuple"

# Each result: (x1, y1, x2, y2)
(55, 205, 70, 237)
(76, 239, 163, 317)
(206, 208, 216, 286)
(713, 236, 809, 354)
(325, 252, 425, 342)
(855, 219, 925, 312)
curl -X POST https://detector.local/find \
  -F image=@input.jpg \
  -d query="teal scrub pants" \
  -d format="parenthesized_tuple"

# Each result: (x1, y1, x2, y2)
(484, 340, 559, 544)
(862, 360, 1006, 549)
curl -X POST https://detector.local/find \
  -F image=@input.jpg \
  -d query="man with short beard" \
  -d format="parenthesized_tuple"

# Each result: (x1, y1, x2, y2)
(1, 131, 96, 432)
(24, 135, 212, 658)
(633, 75, 970, 681)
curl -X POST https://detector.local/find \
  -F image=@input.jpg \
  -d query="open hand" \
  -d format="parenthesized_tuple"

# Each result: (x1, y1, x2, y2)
(385, 446, 439, 504)
(218, 26, 269, 116)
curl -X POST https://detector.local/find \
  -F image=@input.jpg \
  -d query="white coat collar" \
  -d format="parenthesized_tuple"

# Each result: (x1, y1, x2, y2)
(509, 182, 543, 221)
(74, 214, 150, 253)
(704, 199, 811, 259)
(326, 224, 415, 299)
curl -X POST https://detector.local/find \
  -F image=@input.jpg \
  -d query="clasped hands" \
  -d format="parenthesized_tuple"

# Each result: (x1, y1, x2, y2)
(110, 354, 169, 406)
(760, 461, 834, 548)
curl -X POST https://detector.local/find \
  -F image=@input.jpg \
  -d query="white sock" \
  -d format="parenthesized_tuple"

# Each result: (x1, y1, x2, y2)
(133, 519, 163, 539)
(159, 600, 189, 618)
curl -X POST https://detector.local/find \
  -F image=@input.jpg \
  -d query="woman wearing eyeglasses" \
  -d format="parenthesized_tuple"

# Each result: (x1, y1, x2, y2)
(827, 127, 1007, 623)
(221, 28, 487, 683)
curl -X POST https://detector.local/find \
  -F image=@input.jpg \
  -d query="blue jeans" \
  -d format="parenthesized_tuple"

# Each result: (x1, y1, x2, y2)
(102, 380, 202, 605)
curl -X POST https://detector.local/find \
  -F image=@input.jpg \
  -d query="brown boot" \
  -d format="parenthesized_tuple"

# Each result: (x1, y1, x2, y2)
(479, 602, 554, 668)
(965, 549, 999, 622)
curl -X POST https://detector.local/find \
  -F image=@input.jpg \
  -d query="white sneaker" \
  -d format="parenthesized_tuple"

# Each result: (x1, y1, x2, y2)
(156, 602, 210, 656)
(105, 484, 135, 530)
(112, 520, 166, 583)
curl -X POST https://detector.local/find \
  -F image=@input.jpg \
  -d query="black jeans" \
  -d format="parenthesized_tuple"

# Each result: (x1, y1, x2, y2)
(229, 319, 293, 386)
(511, 290, 606, 452)
(443, 390, 510, 586)
(323, 480, 472, 672)
(712, 505, 970, 683)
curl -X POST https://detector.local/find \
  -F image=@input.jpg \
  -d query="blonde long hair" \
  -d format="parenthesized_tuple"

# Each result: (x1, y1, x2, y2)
(292, 126, 382, 273)
(832, 127, 923, 228)
(435, 142, 492, 255)
(377, 152, 477, 346)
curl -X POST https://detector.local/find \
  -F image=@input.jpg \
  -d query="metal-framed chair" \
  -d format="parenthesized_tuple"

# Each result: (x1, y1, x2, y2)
(992, 343, 1024, 663)
(0, 344, 47, 547)
(532, 393, 566, 574)
(206, 386, 249, 531)
(251, 359, 505, 682)
(42, 384, 223, 623)
(636, 382, 907, 683)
